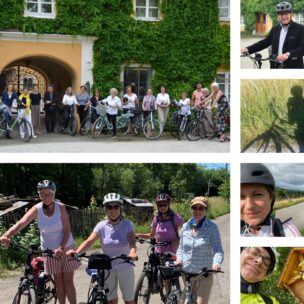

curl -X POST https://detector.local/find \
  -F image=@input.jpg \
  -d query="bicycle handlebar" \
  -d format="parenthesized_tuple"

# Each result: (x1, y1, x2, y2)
(135, 237, 172, 247)
(9, 241, 55, 257)
(241, 52, 284, 67)
(70, 252, 138, 263)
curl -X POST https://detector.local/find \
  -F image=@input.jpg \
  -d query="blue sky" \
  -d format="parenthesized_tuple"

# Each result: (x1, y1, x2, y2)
(200, 163, 230, 171)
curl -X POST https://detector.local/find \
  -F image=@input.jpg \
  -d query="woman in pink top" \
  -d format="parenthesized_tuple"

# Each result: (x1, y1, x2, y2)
(0, 180, 80, 304)
(136, 193, 184, 253)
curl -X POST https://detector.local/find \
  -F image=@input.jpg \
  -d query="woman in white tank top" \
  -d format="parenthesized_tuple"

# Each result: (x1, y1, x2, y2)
(0, 180, 80, 304)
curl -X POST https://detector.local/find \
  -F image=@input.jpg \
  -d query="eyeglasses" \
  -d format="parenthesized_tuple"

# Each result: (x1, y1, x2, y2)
(246, 247, 271, 271)
(106, 205, 120, 210)
(191, 206, 205, 211)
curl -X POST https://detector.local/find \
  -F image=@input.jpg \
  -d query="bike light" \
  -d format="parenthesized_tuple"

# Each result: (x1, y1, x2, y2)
(27, 274, 34, 280)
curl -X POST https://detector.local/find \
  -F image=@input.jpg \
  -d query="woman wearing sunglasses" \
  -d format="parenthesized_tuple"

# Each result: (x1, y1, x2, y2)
(175, 196, 224, 304)
(67, 193, 138, 304)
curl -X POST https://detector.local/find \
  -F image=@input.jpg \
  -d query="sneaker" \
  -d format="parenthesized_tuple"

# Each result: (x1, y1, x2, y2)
(111, 135, 117, 139)
(32, 135, 37, 139)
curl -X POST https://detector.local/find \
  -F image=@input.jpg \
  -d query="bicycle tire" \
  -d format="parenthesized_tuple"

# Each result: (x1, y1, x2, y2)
(80, 116, 92, 135)
(69, 117, 77, 136)
(186, 120, 201, 141)
(19, 119, 32, 142)
(42, 276, 57, 304)
(13, 286, 37, 304)
(134, 272, 151, 304)
(0, 115, 6, 138)
(92, 118, 104, 138)
(143, 119, 162, 140)
(169, 114, 178, 138)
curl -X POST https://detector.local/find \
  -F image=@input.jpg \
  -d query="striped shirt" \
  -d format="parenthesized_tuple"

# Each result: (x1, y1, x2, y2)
(176, 217, 224, 273)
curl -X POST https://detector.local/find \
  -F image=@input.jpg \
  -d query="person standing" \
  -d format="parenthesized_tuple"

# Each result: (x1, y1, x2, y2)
(142, 89, 156, 120)
(1, 84, 18, 139)
(241, 2, 304, 69)
(19, 87, 36, 138)
(30, 85, 42, 135)
(76, 85, 90, 124)
(201, 88, 214, 139)
(176, 196, 224, 304)
(191, 82, 204, 108)
(156, 86, 170, 133)
(0, 180, 80, 304)
(62, 87, 78, 132)
(43, 84, 57, 133)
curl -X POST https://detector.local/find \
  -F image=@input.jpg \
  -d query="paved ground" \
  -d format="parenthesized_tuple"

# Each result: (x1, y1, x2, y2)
(0, 132, 230, 153)
(276, 202, 304, 232)
(241, 36, 270, 69)
(0, 214, 230, 304)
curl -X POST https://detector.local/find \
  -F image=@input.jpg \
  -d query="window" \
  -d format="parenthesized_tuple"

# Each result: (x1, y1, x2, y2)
(134, 0, 159, 21)
(216, 72, 230, 101)
(122, 65, 153, 101)
(218, 0, 230, 21)
(24, 0, 55, 19)
(294, 13, 304, 25)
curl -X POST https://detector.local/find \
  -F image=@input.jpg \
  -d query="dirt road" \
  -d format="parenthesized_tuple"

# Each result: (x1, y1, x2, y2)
(0, 214, 230, 303)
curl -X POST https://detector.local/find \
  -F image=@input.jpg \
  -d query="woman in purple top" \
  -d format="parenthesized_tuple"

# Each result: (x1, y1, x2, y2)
(136, 193, 184, 253)
(67, 193, 137, 304)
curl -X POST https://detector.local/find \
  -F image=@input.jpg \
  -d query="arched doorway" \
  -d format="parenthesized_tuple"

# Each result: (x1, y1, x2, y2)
(0, 55, 75, 103)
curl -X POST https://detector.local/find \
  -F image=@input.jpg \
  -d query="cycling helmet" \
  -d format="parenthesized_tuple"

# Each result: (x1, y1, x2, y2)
(241, 247, 276, 275)
(155, 193, 172, 204)
(241, 163, 275, 190)
(276, 2, 292, 13)
(103, 193, 123, 206)
(37, 180, 56, 192)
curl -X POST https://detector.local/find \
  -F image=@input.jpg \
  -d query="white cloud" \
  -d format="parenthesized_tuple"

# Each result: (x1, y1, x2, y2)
(265, 163, 304, 191)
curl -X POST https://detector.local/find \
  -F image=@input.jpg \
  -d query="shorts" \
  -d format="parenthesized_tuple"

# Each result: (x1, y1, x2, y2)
(105, 267, 135, 301)
(44, 245, 81, 275)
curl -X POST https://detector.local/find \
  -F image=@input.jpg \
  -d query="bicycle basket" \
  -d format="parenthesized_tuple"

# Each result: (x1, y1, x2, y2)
(159, 265, 179, 280)
(96, 104, 107, 116)
(88, 253, 112, 270)
(31, 257, 45, 286)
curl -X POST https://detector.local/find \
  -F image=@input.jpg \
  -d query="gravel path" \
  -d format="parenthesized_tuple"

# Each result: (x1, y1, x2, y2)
(0, 214, 230, 303)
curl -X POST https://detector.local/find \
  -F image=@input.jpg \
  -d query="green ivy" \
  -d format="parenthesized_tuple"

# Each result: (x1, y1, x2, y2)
(0, 0, 229, 98)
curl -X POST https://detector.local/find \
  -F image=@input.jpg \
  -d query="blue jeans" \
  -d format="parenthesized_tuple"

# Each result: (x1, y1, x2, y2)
(1, 106, 12, 127)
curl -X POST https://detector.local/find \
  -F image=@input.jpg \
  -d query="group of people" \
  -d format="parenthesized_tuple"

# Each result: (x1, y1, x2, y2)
(1, 81, 229, 141)
(0, 181, 224, 304)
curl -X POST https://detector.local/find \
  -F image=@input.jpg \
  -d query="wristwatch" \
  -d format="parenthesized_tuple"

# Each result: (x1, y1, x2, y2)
(286, 52, 290, 58)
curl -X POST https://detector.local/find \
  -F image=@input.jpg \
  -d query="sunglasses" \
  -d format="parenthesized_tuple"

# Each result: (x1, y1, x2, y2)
(106, 205, 120, 210)
(191, 206, 205, 211)
(158, 204, 169, 208)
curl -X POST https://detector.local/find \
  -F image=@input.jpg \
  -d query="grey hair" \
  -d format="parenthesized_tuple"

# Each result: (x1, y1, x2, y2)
(211, 82, 219, 89)
(110, 88, 118, 95)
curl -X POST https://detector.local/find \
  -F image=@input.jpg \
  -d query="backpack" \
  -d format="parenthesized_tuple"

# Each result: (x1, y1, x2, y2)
(272, 218, 292, 237)
(155, 211, 179, 239)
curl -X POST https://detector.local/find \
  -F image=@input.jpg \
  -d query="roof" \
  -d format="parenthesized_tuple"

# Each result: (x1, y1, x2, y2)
(0, 201, 29, 216)
(122, 197, 153, 207)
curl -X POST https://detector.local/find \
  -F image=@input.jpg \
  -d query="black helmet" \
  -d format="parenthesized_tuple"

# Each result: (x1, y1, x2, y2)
(241, 163, 275, 190)
(37, 180, 56, 192)
(241, 247, 276, 275)
(276, 2, 292, 13)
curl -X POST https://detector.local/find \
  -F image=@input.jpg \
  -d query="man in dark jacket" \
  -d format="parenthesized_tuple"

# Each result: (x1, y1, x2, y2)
(241, 2, 304, 69)
(43, 84, 57, 133)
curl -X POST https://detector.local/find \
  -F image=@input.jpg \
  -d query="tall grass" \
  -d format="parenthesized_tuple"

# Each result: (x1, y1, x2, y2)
(241, 79, 304, 149)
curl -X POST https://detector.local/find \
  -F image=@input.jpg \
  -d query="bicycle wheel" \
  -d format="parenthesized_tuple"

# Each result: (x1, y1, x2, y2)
(92, 118, 104, 138)
(43, 276, 57, 304)
(134, 272, 151, 304)
(13, 286, 37, 304)
(143, 119, 162, 140)
(80, 116, 91, 135)
(18, 119, 32, 142)
(169, 115, 178, 138)
(69, 117, 77, 136)
(186, 120, 201, 141)
(0, 115, 6, 138)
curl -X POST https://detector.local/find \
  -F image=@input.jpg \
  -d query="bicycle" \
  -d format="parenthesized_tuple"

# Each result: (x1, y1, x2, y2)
(134, 237, 175, 304)
(185, 108, 214, 141)
(60, 105, 77, 136)
(169, 100, 191, 141)
(241, 102, 296, 153)
(241, 52, 284, 69)
(80, 105, 100, 136)
(70, 252, 135, 304)
(158, 265, 223, 304)
(8, 242, 57, 304)
(0, 107, 32, 142)
(142, 110, 162, 140)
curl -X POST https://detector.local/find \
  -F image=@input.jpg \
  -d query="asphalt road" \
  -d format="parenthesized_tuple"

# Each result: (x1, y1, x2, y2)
(0, 214, 230, 304)
(276, 202, 304, 232)
(0, 132, 230, 153)
(241, 36, 270, 69)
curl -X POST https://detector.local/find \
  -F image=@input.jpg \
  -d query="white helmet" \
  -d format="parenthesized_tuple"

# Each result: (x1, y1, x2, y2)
(103, 193, 123, 206)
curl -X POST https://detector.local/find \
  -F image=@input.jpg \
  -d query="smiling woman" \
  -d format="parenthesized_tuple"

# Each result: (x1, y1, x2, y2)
(240, 163, 301, 237)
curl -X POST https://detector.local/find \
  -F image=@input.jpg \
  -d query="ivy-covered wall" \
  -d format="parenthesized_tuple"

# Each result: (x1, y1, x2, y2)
(0, 0, 230, 97)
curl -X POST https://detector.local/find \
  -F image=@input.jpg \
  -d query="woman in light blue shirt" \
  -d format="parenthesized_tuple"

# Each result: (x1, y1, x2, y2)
(176, 196, 224, 304)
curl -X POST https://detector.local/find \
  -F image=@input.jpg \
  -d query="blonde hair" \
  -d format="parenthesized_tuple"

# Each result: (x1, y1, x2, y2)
(211, 82, 219, 89)
(110, 88, 118, 95)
